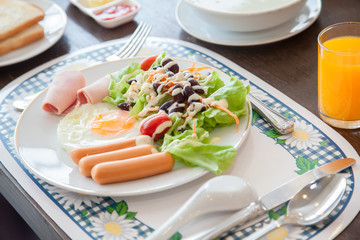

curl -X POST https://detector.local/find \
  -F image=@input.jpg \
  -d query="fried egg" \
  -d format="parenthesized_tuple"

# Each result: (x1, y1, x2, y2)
(57, 102, 140, 152)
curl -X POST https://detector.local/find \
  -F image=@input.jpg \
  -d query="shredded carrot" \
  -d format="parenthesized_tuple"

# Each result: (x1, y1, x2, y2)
(126, 114, 140, 124)
(146, 73, 156, 83)
(146, 71, 169, 83)
(182, 66, 212, 73)
(214, 104, 239, 132)
(192, 119, 197, 139)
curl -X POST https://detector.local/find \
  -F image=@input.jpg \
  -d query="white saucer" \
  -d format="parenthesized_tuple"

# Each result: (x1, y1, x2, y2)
(176, 0, 321, 46)
(0, 0, 67, 67)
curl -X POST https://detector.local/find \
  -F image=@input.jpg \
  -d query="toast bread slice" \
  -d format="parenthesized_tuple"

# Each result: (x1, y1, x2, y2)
(0, 23, 44, 56)
(0, 0, 45, 41)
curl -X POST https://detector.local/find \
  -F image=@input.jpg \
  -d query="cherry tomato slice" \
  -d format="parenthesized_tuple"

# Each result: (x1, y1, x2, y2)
(140, 114, 172, 140)
(140, 55, 157, 71)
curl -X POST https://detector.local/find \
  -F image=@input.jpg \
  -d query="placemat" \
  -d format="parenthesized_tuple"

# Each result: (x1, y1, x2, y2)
(0, 37, 359, 240)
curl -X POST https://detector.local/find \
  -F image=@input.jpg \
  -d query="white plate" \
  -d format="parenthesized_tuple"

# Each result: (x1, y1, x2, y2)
(0, 0, 67, 67)
(176, 0, 321, 46)
(15, 57, 251, 197)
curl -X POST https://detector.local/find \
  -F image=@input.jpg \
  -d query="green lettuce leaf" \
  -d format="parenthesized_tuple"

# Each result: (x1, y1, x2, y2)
(129, 93, 147, 116)
(200, 71, 225, 97)
(151, 52, 167, 68)
(197, 76, 249, 131)
(160, 128, 237, 174)
(103, 62, 143, 105)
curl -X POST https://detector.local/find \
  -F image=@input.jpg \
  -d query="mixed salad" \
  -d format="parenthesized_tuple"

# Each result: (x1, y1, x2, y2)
(103, 52, 249, 174)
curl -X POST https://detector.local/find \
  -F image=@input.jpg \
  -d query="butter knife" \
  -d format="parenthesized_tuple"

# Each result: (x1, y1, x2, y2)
(195, 157, 356, 240)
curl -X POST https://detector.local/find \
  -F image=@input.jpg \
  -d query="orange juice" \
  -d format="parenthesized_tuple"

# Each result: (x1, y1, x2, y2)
(318, 36, 360, 121)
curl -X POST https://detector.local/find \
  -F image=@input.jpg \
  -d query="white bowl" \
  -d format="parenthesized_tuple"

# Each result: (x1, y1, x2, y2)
(184, 0, 306, 32)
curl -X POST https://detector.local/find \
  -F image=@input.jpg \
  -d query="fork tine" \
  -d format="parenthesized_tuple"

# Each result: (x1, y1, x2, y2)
(117, 23, 151, 58)
(112, 21, 145, 57)
(120, 24, 152, 58)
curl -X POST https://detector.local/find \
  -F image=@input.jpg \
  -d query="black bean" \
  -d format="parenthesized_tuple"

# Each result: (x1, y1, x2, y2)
(152, 65, 162, 70)
(162, 58, 179, 74)
(194, 88, 205, 95)
(183, 85, 195, 99)
(153, 82, 161, 92)
(172, 85, 185, 103)
(159, 100, 174, 113)
(188, 79, 199, 86)
(178, 128, 186, 133)
(201, 105, 206, 112)
(173, 84, 182, 89)
(169, 105, 185, 114)
(161, 58, 172, 66)
(173, 93, 185, 103)
(169, 64, 180, 74)
(128, 78, 136, 85)
(118, 102, 132, 111)
(166, 71, 174, 77)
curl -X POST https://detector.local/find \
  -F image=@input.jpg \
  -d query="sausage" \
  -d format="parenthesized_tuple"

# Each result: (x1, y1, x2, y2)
(78, 144, 157, 177)
(70, 135, 152, 164)
(91, 152, 174, 185)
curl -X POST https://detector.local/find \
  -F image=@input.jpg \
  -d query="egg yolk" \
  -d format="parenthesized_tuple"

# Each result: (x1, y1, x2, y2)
(90, 110, 135, 136)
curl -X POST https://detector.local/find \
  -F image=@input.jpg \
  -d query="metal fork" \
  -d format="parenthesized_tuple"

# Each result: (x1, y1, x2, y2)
(13, 22, 152, 112)
(106, 21, 152, 61)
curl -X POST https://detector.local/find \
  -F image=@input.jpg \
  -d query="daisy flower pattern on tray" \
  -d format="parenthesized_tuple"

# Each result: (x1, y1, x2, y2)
(90, 211, 139, 240)
(278, 119, 322, 150)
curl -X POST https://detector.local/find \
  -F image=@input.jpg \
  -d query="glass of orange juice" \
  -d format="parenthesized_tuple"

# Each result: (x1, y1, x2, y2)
(318, 22, 360, 129)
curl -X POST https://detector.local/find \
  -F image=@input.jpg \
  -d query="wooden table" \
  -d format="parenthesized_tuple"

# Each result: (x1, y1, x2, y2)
(0, 0, 359, 239)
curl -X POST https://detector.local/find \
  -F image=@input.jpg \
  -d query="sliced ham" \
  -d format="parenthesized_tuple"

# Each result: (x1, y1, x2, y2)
(77, 75, 110, 104)
(42, 70, 86, 115)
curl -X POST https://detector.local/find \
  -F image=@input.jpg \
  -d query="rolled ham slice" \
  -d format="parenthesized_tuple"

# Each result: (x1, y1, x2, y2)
(77, 75, 110, 104)
(42, 70, 86, 115)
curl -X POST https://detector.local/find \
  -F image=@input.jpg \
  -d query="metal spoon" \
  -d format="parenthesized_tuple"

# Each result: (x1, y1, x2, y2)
(192, 54, 294, 134)
(245, 174, 347, 240)
(13, 93, 40, 112)
(146, 175, 257, 240)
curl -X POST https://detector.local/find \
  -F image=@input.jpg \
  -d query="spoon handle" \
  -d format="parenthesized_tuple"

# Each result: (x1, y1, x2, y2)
(192, 54, 294, 135)
(244, 217, 285, 240)
(198, 202, 265, 240)
(247, 93, 294, 134)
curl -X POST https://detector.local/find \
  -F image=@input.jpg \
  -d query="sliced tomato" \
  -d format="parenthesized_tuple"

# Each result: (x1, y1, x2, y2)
(140, 55, 157, 71)
(140, 114, 172, 140)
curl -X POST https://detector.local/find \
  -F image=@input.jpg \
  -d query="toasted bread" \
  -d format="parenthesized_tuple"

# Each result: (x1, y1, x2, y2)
(0, 23, 44, 56)
(0, 0, 45, 41)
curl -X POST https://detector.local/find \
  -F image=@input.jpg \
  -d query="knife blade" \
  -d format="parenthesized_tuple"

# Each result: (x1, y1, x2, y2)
(196, 157, 356, 240)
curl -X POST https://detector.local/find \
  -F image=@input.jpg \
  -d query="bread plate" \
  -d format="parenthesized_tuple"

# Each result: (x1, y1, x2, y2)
(0, 0, 67, 67)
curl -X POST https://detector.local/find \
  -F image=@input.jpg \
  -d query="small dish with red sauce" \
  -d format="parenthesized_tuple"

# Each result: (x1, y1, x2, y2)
(68, 0, 140, 28)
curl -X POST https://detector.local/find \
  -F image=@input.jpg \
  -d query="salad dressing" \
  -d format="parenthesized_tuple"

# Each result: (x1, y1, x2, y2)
(188, 93, 201, 103)
(152, 121, 173, 139)
(163, 61, 178, 71)
(113, 56, 236, 136)
(200, 74, 214, 86)
(102, 54, 249, 175)
(180, 102, 205, 130)
(203, 97, 228, 108)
